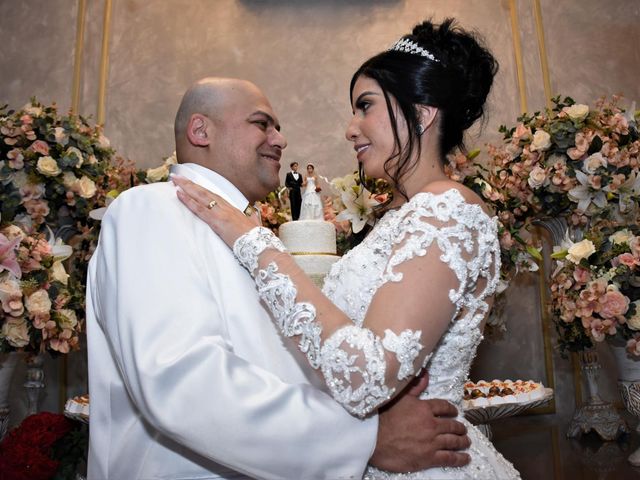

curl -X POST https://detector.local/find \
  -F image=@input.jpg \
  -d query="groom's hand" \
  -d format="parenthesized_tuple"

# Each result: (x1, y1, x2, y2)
(370, 377, 471, 472)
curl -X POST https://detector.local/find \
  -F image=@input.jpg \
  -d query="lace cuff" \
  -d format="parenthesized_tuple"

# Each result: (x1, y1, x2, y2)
(255, 262, 324, 368)
(233, 226, 286, 274)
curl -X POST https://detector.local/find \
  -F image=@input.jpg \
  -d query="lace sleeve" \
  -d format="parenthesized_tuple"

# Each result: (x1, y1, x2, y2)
(233, 192, 499, 417)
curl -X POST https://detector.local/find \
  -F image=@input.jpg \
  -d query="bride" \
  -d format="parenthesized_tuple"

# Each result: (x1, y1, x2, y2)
(299, 163, 323, 220)
(174, 18, 520, 479)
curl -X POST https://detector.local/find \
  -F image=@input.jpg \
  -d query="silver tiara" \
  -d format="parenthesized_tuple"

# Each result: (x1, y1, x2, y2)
(389, 38, 440, 62)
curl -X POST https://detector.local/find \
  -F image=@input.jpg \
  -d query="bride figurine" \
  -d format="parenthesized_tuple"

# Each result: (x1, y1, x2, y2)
(174, 17, 521, 479)
(299, 163, 323, 220)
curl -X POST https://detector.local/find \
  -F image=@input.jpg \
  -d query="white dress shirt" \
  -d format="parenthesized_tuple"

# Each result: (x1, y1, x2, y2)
(86, 163, 378, 479)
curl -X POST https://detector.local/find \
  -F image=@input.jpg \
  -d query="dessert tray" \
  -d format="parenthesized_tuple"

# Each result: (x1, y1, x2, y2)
(462, 380, 553, 439)
(63, 394, 89, 424)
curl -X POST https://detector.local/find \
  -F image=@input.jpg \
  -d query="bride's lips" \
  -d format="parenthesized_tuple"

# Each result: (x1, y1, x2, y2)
(354, 143, 370, 161)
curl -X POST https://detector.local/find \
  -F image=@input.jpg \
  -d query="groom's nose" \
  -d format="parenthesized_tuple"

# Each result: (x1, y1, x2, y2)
(269, 128, 287, 150)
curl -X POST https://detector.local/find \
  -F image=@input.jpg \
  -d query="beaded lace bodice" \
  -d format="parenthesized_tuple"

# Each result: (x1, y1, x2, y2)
(322, 189, 500, 407)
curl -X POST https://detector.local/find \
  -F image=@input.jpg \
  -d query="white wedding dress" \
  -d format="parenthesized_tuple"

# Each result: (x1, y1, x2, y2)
(233, 189, 521, 479)
(322, 190, 520, 479)
(299, 176, 323, 220)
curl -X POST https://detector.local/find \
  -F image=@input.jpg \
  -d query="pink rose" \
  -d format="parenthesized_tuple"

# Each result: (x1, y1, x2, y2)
(30, 140, 50, 156)
(513, 123, 531, 141)
(613, 253, 638, 268)
(599, 290, 629, 319)
(573, 266, 591, 284)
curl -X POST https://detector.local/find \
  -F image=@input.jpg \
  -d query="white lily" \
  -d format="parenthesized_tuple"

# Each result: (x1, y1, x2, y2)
(46, 226, 73, 261)
(336, 185, 380, 233)
(568, 170, 607, 212)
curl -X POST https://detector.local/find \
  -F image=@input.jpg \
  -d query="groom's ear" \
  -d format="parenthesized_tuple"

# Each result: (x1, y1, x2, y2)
(187, 113, 211, 147)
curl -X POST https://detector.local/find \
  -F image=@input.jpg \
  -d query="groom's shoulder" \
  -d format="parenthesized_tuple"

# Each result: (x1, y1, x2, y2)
(105, 182, 179, 221)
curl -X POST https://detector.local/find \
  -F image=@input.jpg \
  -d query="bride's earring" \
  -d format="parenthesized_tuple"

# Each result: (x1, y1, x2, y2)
(417, 124, 425, 136)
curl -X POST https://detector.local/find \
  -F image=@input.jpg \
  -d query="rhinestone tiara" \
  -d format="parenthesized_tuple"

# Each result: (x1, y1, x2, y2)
(389, 38, 440, 62)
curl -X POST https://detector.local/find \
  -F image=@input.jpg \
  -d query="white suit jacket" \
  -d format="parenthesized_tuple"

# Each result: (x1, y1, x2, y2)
(86, 163, 378, 479)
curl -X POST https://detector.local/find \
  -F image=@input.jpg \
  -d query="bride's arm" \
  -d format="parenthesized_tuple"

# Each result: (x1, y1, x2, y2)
(173, 176, 495, 417)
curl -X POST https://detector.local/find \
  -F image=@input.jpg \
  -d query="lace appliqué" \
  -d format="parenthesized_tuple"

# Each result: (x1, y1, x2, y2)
(381, 329, 427, 380)
(255, 262, 323, 368)
(233, 226, 286, 273)
(321, 325, 393, 417)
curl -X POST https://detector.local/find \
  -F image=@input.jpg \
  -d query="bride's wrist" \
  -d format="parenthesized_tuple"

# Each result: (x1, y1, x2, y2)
(232, 226, 286, 274)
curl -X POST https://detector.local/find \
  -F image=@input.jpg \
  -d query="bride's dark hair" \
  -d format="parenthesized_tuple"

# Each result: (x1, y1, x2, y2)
(350, 18, 498, 202)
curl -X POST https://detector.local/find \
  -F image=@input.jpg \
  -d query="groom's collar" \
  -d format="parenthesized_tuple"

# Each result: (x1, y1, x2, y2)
(170, 163, 251, 213)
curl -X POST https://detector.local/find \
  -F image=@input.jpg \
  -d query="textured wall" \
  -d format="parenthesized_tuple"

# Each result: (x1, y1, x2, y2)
(1, 0, 639, 432)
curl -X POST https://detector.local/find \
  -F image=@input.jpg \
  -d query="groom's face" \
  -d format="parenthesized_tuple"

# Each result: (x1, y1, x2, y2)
(212, 85, 287, 202)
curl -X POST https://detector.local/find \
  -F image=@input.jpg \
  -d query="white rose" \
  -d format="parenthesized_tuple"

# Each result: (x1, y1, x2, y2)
(583, 152, 607, 174)
(530, 130, 552, 152)
(146, 164, 170, 183)
(57, 309, 78, 330)
(54, 127, 68, 145)
(23, 105, 42, 116)
(62, 171, 78, 189)
(563, 104, 589, 121)
(25, 289, 52, 315)
(566, 239, 596, 264)
(65, 146, 84, 168)
(628, 301, 640, 330)
(50, 261, 69, 285)
(1, 317, 30, 348)
(74, 175, 97, 199)
(36, 156, 61, 177)
(609, 229, 633, 245)
(527, 165, 548, 189)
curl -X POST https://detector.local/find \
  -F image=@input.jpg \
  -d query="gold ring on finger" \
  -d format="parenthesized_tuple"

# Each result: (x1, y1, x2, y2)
(207, 200, 217, 209)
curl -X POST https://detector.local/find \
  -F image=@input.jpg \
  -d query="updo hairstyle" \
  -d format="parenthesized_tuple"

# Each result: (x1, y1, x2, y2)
(350, 18, 498, 200)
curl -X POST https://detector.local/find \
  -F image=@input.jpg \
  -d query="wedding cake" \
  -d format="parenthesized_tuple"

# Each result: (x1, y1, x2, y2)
(278, 220, 339, 288)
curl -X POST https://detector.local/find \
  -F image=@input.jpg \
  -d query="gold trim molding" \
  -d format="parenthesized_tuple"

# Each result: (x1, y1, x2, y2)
(508, 0, 528, 114)
(97, 0, 113, 125)
(533, 0, 553, 110)
(71, 0, 87, 114)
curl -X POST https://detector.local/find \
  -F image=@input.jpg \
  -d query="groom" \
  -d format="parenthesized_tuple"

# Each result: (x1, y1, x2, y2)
(285, 161, 303, 220)
(86, 77, 470, 479)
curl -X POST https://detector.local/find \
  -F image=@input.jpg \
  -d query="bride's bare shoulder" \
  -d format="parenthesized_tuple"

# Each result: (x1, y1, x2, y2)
(421, 180, 489, 214)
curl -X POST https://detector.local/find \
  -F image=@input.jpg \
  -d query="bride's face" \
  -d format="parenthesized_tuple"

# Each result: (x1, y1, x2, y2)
(345, 75, 407, 181)
(307, 166, 314, 175)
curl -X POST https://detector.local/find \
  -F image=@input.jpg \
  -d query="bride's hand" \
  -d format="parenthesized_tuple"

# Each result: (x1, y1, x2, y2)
(171, 174, 261, 248)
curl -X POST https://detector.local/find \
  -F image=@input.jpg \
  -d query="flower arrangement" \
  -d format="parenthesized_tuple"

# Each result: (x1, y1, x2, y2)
(0, 99, 115, 237)
(549, 224, 640, 356)
(0, 223, 83, 354)
(447, 95, 640, 346)
(0, 412, 88, 480)
(256, 188, 291, 234)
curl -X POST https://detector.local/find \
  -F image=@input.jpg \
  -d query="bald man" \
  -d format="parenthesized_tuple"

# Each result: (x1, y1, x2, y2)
(86, 78, 470, 479)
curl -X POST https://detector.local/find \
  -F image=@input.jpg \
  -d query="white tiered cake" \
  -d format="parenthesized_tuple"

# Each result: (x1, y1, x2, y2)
(278, 220, 340, 287)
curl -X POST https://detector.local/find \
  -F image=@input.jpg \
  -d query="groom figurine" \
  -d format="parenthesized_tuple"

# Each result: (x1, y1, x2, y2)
(285, 161, 303, 220)
(86, 77, 470, 479)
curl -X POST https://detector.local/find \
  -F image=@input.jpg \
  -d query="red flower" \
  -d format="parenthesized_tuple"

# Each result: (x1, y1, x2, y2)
(0, 412, 73, 480)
